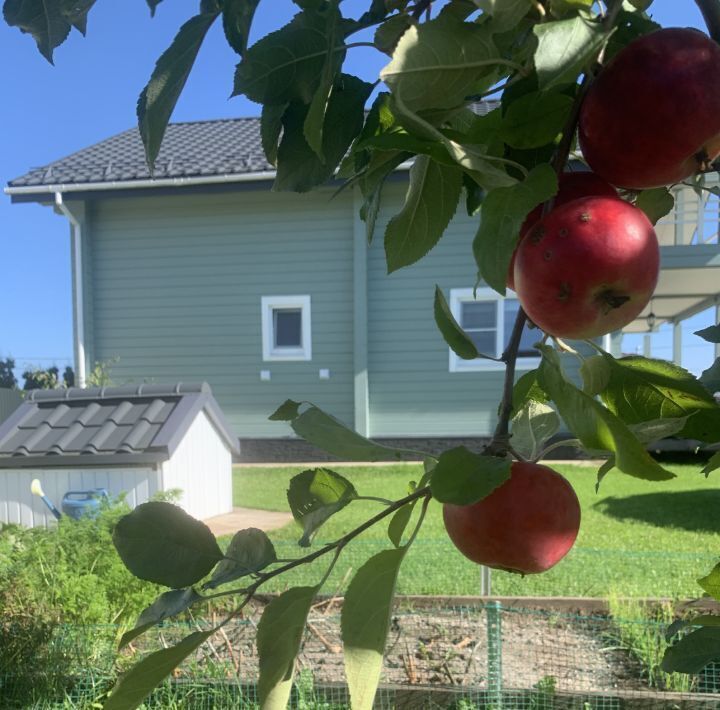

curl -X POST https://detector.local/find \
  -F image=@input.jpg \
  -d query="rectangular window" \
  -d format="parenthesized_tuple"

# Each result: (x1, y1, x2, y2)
(261, 296, 311, 361)
(448, 288, 540, 372)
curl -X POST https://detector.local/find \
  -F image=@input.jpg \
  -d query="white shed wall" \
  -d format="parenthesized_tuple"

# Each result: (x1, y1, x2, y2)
(161, 411, 233, 521)
(0, 466, 160, 529)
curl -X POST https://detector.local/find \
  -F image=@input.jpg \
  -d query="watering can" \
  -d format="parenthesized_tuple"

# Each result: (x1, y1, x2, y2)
(31, 480, 108, 520)
(61, 489, 109, 519)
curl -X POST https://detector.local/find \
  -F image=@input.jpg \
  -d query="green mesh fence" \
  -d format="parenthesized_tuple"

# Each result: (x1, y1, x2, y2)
(3, 598, 720, 709)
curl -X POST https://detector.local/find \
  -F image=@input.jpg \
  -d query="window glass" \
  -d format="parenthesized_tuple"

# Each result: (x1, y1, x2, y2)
(273, 308, 302, 347)
(461, 301, 496, 329)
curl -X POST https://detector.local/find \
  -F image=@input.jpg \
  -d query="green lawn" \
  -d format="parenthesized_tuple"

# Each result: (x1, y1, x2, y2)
(231, 462, 720, 599)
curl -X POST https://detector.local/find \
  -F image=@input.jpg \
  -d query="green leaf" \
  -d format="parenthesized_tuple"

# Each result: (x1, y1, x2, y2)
(120, 588, 202, 649)
(476, 0, 532, 32)
(374, 13, 414, 55)
(595, 457, 615, 491)
(696, 324, 720, 344)
(511, 401, 560, 461)
(473, 164, 557, 294)
(291, 404, 421, 461)
(580, 355, 612, 395)
(512, 369, 549, 413)
(204, 528, 277, 589)
(700, 357, 720, 395)
(104, 630, 213, 710)
(384, 155, 463, 272)
(221, 0, 260, 56)
(342, 548, 407, 710)
(500, 90, 573, 149)
(430, 446, 511, 505)
(257, 586, 319, 708)
(233, 10, 331, 105)
(699, 563, 720, 601)
(60, 0, 96, 35)
(635, 188, 675, 225)
(260, 103, 287, 166)
(533, 15, 606, 89)
(303, 3, 342, 160)
(661, 627, 720, 674)
(703, 451, 720, 476)
(287, 468, 358, 547)
(387, 501, 416, 547)
(537, 346, 675, 482)
(138, 10, 219, 169)
(146, 0, 163, 16)
(434, 286, 480, 360)
(628, 417, 691, 444)
(275, 75, 373, 192)
(269, 398, 302, 421)
(380, 14, 500, 113)
(586, 354, 720, 443)
(4, 0, 71, 63)
(112, 502, 223, 588)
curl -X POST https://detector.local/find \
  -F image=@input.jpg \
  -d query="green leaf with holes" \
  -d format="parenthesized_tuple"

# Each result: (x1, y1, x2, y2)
(287, 468, 358, 546)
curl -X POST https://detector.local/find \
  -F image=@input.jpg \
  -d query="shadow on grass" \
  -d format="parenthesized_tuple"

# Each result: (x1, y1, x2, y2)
(593, 490, 720, 533)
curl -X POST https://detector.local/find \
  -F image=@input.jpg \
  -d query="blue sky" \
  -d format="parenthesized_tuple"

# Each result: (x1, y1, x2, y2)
(0, 0, 715, 380)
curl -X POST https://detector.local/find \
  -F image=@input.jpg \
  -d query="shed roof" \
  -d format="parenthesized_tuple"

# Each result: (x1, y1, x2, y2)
(5, 102, 499, 195)
(0, 383, 240, 468)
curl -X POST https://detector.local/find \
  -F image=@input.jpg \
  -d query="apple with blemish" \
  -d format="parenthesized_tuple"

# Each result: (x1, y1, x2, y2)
(513, 196, 659, 340)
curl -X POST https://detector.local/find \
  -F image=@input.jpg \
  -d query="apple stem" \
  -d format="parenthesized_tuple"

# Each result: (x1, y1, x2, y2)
(694, 0, 720, 44)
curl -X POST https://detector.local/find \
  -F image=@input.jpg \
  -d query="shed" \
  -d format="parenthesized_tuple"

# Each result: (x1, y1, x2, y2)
(0, 383, 240, 528)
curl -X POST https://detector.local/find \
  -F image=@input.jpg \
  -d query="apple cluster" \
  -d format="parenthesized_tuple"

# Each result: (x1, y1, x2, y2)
(444, 28, 720, 576)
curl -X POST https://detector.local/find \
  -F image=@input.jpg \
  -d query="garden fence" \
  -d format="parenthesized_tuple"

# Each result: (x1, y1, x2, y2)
(3, 597, 720, 709)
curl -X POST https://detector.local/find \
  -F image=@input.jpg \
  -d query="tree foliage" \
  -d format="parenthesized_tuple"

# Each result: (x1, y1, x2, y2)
(5, 0, 720, 705)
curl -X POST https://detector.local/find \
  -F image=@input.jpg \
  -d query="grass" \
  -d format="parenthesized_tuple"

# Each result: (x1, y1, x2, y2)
(231, 461, 720, 598)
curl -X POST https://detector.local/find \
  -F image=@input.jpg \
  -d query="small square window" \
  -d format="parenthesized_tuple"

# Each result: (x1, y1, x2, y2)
(448, 288, 539, 372)
(261, 296, 311, 361)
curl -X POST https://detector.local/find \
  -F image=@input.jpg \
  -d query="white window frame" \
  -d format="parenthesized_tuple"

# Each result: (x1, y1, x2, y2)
(448, 288, 539, 373)
(261, 295, 312, 362)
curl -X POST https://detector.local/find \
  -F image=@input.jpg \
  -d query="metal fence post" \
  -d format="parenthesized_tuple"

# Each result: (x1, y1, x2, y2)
(480, 565, 492, 596)
(486, 600, 503, 709)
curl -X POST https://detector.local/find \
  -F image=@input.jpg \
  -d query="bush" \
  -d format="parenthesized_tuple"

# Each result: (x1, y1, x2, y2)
(0, 497, 160, 627)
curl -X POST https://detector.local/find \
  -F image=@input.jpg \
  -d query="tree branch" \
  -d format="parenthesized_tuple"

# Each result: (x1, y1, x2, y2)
(694, 0, 720, 43)
(205, 486, 432, 602)
(486, 0, 625, 458)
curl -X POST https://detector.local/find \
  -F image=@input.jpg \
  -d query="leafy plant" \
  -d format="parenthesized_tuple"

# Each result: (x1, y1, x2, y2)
(5, 0, 720, 707)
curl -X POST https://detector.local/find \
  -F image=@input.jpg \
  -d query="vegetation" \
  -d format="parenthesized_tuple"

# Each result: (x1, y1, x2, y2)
(5, 0, 720, 706)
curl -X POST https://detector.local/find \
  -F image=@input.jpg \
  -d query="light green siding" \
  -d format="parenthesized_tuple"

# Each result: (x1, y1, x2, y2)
(88, 188, 355, 437)
(367, 182, 510, 437)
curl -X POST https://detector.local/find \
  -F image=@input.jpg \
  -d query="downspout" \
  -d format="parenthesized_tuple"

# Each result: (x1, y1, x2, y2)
(54, 192, 87, 387)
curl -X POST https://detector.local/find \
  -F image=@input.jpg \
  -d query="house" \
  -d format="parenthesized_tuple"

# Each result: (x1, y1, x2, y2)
(0, 382, 239, 527)
(6, 118, 720, 459)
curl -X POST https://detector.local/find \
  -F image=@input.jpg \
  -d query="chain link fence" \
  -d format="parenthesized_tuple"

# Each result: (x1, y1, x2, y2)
(3, 597, 720, 709)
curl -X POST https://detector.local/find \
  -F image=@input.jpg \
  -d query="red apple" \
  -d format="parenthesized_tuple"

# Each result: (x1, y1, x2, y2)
(513, 195, 659, 339)
(507, 171, 617, 290)
(443, 461, 580, 575)
(579, 28, 720, 189)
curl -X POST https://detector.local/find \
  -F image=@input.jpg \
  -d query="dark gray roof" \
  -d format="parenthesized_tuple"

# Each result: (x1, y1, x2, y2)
(0, 383, 240, 468)
(7, 118, 272, 189)
(7, 102, 499, 191)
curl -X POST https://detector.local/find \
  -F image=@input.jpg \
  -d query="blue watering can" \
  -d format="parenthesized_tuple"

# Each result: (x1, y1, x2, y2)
(61, 489, 109, 520)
